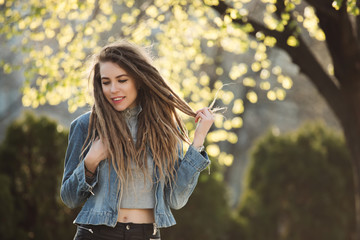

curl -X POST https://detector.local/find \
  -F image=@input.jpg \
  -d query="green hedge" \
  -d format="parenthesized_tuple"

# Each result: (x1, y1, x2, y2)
(0, 112, 77, 239)
(238, 122, 356, 240)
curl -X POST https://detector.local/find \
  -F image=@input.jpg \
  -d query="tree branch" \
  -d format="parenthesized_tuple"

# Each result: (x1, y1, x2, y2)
(210, 0, 345, 120)
(356, 0, 360, 49)
(311, 0, 360, 83)
(304, 0, 339, 18)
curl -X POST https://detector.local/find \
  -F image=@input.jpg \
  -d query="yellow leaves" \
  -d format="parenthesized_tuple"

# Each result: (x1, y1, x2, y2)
(276, 88, 286, 100)
(272, 66, 282, 75)
(84, 26, 94, 36)
(29, 18, 43, 30)
(287, 36, 299, 47)
(45, 29, 55, 39)
(214, 114, 223, 128)
(173, 5, 187, 21)
(218, 152, 234, 166)
(277, 75, 293, 89)
(247, 91, 258, 103)
(327, 64, 334, 76)
(260, 69, 270, 79)
(30, 32, 45, 41)
(22, 87, 39, 108)
(264, 14, 278, 30)
(221, 37, 247, 54)
(216, 67, 224, 75)
(58, 25, 74, 48)
(332, 0, 341, 10)
(100, 1, 113, 15)
(221, 91, 234, 105)
(207, 130, 238, 144)
(314, 30, 326, 41)
(261, 0, 277, 3)
(46, 90, 62, 106)
(17, 19, 27, 30)
(232, 117, 243, 128)
(42, 45, 53, 56)
(267, 90, 276, 101)
(229, 63, 247, 80)
(254, 51, 267, 61)
(267, 88, 286, 101)
(43, 18, 60, 30)
(204, 0, 219, 6)
(3, 63, 12, 74)
(146, 5, 159, 18)
(303, 6, 325, 41)
(199, 74, 210, 86)
(266, 4, 277, 13)
(233, 99, 244, 114)
(260, 81, 271, 90)
(224, 120, 232, 130)
(251, 62, 261, 72)
(228, 132, 238, 144)
(243, 77, 256, 87)
(263, 36, 277, 47)
(207, 144, 220, 157)
(207, 130, 226, 142)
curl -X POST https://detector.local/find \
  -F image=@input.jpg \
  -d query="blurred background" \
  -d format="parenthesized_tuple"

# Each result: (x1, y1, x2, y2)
(0, 0, 359, 239)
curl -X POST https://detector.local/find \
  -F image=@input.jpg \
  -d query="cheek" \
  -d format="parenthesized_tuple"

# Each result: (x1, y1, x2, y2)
(101, 85, 110, 97)
(129, 83, 138, 97)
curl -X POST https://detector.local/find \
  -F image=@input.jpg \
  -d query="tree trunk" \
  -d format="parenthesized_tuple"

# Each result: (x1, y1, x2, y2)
(340, 80, 360, 240)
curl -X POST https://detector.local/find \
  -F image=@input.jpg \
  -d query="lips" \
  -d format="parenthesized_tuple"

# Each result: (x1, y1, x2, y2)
(111, 96, 125, 104)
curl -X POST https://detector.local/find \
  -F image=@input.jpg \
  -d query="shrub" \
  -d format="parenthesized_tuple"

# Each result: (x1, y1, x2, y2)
(0, 112, 77, 239)
(238, 122, 355, 240)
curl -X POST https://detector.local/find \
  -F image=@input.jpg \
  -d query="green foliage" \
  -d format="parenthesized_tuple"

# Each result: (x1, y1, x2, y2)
(0, 112, 77, 239)
(238, 122, 355, 240)
(162, 162, 242, 240)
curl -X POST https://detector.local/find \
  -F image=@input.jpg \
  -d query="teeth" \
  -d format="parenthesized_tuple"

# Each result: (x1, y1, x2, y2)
(113, 97, 124, 101)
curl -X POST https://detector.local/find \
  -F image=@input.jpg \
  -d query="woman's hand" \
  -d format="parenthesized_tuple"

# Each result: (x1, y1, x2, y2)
(84, 137, 108, 173)
(192, 107, 215, 148)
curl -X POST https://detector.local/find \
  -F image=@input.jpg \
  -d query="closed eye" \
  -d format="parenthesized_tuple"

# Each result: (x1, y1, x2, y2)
(118, 79, 127, 83)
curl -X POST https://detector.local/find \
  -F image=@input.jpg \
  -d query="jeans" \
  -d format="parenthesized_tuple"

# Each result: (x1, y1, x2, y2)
(74, 222, 161, 240)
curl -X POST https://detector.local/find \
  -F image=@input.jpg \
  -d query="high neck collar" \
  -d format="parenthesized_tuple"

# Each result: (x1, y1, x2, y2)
(121, 105, 142, 120)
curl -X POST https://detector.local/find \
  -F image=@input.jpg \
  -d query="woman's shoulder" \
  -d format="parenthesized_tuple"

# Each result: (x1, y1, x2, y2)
(71, 111, 91, 129)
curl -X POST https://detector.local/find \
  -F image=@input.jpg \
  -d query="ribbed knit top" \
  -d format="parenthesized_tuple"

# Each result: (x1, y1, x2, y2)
(119, 105, 155, 209)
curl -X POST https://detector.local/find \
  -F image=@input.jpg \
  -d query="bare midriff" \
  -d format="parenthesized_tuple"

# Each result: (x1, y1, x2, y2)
(117, 208, 155, 223)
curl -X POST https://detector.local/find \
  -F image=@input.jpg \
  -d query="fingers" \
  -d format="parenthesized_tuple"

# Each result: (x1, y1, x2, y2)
(195, 112, 206, 123)
(195, 107, 214, 123)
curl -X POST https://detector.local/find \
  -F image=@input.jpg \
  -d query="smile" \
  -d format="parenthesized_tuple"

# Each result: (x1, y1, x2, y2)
(111, 96, 125, 103)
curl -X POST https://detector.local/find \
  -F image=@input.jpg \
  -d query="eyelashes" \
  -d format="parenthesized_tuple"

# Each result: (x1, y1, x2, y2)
(101, 79, 128, 85)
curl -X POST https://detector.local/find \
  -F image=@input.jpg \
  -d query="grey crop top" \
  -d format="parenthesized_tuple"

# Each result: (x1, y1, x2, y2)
(119, 105, 155, 209)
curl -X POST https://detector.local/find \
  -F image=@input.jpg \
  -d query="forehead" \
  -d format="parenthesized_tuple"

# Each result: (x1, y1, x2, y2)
(99, 61, 128, 77)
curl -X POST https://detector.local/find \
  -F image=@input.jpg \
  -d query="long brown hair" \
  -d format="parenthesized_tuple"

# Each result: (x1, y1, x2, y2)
(83, 40, 197, 189)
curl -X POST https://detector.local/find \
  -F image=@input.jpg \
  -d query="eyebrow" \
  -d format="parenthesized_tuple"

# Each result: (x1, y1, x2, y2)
(101, 74, 128, 80)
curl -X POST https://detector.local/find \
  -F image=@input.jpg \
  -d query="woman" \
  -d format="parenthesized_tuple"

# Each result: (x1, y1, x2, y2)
(60, 41, 215, 240)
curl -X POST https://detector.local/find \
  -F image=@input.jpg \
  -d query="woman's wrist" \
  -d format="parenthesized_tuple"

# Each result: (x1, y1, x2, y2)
(84, 156, 98, 175)
(84, 163, 96, 177)
(192, 137, 205, 149)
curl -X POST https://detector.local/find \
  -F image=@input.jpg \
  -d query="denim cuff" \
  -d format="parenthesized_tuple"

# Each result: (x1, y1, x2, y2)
(74, 160, 99, 193)
(183, 145, 210, 172)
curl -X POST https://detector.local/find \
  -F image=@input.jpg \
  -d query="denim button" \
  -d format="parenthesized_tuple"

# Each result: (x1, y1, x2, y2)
(126, 224, 130, 230)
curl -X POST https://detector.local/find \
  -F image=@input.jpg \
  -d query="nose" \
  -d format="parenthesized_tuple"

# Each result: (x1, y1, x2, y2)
(110, 82, 118, 93)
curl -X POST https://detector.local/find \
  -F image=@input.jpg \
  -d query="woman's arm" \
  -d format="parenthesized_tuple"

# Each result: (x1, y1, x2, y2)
(164, 107, 214, 209)
(164, 144, 210, 210)
(60, 117, 100, 209)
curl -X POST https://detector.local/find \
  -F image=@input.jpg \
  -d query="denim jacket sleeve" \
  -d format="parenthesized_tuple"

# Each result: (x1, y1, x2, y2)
(60, 115, 100, 209)
(164, 144, 210, 210)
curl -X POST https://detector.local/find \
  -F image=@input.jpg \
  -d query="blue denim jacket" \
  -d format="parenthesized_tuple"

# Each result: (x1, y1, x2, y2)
(60, 111, 210, 228)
